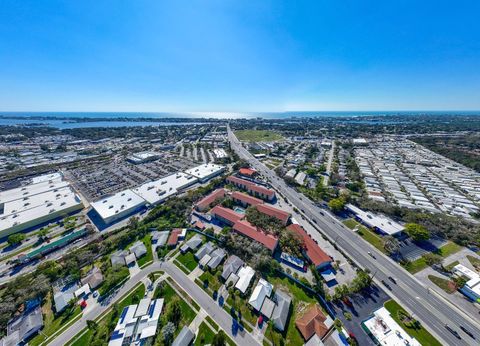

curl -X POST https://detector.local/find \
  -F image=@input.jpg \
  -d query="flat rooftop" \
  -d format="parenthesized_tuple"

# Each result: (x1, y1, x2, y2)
(91, 189, 146, 220)
(184, 163, 224, 179)
(133, 172, 197, 204)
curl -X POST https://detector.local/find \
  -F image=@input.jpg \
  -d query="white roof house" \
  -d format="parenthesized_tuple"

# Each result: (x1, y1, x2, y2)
(235, 266, 255, 294)
(132, 172, 198, 205)
(74, 284, 91, 298)
(363, 307, 421, 346)
(346, 204, 404, 235)
(91, 189, 146, 224)
(0, 172, 84, 238)
(184, 163, 225, 182)
(248, 278, 273, 311)
(130, 241, 147, 258)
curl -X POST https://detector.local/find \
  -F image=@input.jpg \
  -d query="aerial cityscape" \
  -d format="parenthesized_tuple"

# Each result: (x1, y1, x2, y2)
(1, 1, 480, 346)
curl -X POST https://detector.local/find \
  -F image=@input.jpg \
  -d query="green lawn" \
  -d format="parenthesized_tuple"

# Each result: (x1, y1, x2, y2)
(175, 251, 198, 272)
(384, 300, 442, 346)
(467, 255, 480, 269)
(68, 329, 93, 346)
(428, 275, 456, 294)
(198, 270, 222, 292)
(194, 322, 216, 346)
(343, 218, 359, 229)
(235, 130, 283, 142)
(444, 260, 459, 271)
(137, 234, 153, 268)
(343, 219, 386, 254)
(29, 293, 82, 346)
(205, 315, 219, 331)
(437, 242, 462, 257)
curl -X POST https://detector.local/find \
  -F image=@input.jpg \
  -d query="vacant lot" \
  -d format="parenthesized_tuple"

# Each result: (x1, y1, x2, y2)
(235, 130, 283, 142)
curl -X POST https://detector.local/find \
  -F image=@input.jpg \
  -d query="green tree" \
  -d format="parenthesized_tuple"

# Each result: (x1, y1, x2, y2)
(167, 298, 182, 326)
(7, 233, 25, 246)
(405, 223, 430, 241)
(212, 330, 227, 346)
(384, 236, 400, 256)
(328, 198, 346, 213)
(128, 216, 139, 230)
(422, 253, 443, 267)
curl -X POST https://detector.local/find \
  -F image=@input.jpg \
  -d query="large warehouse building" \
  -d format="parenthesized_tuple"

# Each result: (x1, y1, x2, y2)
(90, 189, 146, 225)
(0, 173, 84, 238)
(133, 172, 197, 205)
(184, 163, 225, 182)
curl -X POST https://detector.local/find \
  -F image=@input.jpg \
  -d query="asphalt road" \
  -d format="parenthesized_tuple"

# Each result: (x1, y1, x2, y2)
(228, 125, 480, 346)
(50, 261, 259, 346)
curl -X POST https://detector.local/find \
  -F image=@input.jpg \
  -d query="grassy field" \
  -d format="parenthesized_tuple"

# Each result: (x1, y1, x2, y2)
(444, 260, 459, 271)
(137, 234, 153, 268)
(29, 293, 82, 346)
(198, 270, 222, 291)
(175, 251, 198, 272)
(384, 300, 442, 346)
(343, 218, 386, 253)
(437, 242, 462, 257)
(467, 255, 480, 269)
(194, 322, 216, 346)
(235, 130, 283, 142)
(428, 275, 456, 293)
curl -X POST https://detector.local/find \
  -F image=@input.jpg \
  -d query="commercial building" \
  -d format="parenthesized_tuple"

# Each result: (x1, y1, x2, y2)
(195, 188, 226, 211)
(239, 167, 257, 178)
(346, 204, 404, 236)
(108, 298, 164, 346)
(0, 173, 84, 238)
(132, 172, 197, 205)
(287, 224, 332, 270)
(127, 151, 160, 164)
(453, 264, 480, 302)
(363, 307, 420, 346)
(184, 163, 225, 182)
(213, 148, 228, 159)
(91, 189, 146, 224)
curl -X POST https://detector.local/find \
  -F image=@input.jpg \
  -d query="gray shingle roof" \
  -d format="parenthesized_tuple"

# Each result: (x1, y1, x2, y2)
(172, 326, 194, 346)
(271, 290, 292, 332)
(221, 255, 244, 280)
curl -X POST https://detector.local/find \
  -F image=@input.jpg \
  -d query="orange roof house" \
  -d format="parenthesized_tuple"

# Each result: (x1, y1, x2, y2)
(239, 168, 257, 177)
(232, 220, 278, 252)
(195, 188, 226, 211)
(210, 205, 243, 226)
(232, 191, 263, 207)
(256, 204, 291, 225)
(287, 224, 332, 270)
(295, 305, 330, 341)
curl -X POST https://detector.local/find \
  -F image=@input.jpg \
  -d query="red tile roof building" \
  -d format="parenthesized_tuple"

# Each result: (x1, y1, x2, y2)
(195, 188, 226, 212)
(167, 229, 182, 247)
(226, 176, 275, 201)
(233, 220, 278, 252)
(256, 204, 291, 225)
(210, 205, 243, 226)
(232, 191, 263, 207)
(239, 168, 257, 177)
(295, 304, 330, 341)
(287, 224, 332, 269)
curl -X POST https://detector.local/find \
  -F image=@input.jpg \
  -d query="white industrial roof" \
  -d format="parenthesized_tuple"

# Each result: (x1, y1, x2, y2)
(0, 179, 69, 204)
(30, 172, 63, 184)
(91, 189, 146, 221)
(346, 204, 404, 235)
(184, 163, 224, 180)
(235, 266, 255, 293)
(453, 264, 479, 281)
(213, 148, 228, 158)
(132, 173, 197, 204)
(0, 186, 83, 233)
(363, 307, 420, 346)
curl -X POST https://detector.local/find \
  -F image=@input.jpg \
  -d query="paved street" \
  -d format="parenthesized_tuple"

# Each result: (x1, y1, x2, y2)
(50, 260, 260, 346)
(228, 125, 480, 346)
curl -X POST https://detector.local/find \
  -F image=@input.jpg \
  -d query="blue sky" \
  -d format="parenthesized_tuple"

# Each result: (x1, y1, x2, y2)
(1, 0, 479, 112)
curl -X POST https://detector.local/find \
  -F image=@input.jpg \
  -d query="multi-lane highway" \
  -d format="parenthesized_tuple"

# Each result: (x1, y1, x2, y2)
(227, 125, 480, 345)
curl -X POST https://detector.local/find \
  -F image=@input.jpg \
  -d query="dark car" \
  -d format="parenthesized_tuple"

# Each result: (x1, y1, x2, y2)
(388, 276, 397, 284)
(445, 325, 461, 339)
(381, 280, 392, 291)
(460, 326, 475, 339)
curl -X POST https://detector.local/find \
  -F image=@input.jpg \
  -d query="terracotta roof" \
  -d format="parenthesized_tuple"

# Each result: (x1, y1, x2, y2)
(211, 205, 243, 224)
(239, 168, 257, 176)
(226, 176, 275, 198)
(167, 229, 181, 246)
(295, 304, 329, 341)
(232, 191, 263, 206)
(256, 204, 291, 224)
(194, 221, 205, 229)
(287, 224, 331, 267)
(233, 220, 278, 251)
(196, 188, 225, 209)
